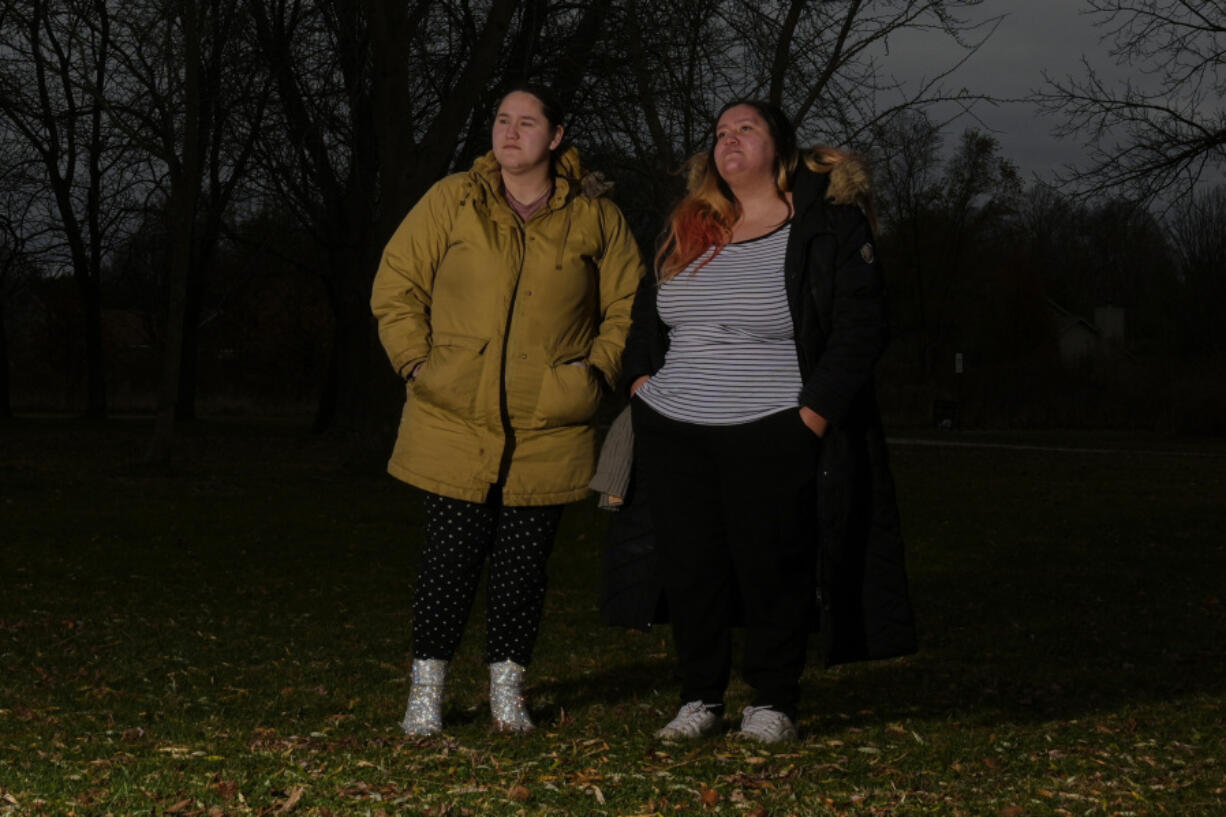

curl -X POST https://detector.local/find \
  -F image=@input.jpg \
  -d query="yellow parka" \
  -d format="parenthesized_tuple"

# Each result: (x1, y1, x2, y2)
(371, 147, 645, 505)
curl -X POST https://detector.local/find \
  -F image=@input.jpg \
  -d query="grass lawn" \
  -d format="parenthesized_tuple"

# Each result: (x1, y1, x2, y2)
(1, 418, 1224, 816)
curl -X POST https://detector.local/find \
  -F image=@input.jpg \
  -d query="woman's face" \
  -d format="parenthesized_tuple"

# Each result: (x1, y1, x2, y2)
(713, 104, 777, 186)
(492, 91, 564, 174)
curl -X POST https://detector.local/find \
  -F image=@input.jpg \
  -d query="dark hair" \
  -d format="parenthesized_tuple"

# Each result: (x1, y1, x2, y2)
(496, 83, 566, 131)
(712, 98, 799, 186)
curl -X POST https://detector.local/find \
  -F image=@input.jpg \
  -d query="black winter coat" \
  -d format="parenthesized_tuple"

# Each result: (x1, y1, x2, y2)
(609, 161, 917, 666)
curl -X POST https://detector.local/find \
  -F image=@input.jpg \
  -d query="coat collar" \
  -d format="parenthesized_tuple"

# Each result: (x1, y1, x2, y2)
(469, 145, 607, 214)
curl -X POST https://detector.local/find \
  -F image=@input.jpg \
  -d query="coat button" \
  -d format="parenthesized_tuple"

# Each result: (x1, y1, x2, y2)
(520, 353, 528, 359)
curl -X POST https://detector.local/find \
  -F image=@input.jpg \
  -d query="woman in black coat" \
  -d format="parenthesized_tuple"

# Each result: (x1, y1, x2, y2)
(619, 99, 915, 744)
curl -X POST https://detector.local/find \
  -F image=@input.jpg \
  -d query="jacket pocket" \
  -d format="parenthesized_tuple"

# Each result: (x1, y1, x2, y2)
(531, 355, 602, 428)
(412, 332, 489, 416)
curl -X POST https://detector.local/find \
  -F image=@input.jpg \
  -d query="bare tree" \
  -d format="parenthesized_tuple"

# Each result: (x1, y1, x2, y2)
(564, 0, 999, 243)
(1040, 1, 1226, 203)
(876, 127, 1022, 382)
(1167, 186, 1226, 354)
(89, 0, 269, 461)
(733, 0, 1000, 147)
(248, 0, 521, 433)
(871, 110, 943, 371)
(0, 165, 39, 419)
(0, 0, 139, 418)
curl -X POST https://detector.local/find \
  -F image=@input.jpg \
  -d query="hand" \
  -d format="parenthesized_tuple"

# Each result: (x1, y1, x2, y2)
(799, 406, 827, 437)
(630, 375, 650, 396)
(407, 362, 424, 382)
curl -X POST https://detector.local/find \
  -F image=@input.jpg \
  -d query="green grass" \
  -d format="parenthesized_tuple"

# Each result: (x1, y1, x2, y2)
(1, 418, 1224, 816)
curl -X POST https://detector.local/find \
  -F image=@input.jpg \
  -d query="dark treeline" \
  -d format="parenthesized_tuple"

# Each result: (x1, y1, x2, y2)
(1, 0, 1224, 448)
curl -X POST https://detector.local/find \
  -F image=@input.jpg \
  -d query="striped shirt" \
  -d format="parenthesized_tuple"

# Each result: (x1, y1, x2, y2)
(637, 222, 802, 425)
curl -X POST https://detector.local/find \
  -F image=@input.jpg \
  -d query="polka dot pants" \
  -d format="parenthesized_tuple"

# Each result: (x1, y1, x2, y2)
(412, 492, 564, 666)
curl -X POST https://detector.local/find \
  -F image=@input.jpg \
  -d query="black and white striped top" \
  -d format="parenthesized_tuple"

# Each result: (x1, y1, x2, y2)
(636, 222, 802, 425)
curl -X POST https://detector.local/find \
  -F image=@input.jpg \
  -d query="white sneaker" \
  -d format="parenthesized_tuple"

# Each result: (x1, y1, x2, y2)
(737, 705, 798, 743)
(654, 700, 722, 740)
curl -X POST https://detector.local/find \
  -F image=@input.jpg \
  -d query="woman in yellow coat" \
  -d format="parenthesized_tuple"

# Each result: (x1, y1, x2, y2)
(371, 84, 644, 735)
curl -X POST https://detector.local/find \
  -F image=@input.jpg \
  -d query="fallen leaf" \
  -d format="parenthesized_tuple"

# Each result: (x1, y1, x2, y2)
(508, 784, 531, 802)
(699, 787, 719, 806)
(747, 807, 768, 817)
(215, 779, 238, 801)
(165, 799, 192, 813)
(999, 807, 1025, 817)
(590, 785, 605, 804)
(278, 785, 305, 813)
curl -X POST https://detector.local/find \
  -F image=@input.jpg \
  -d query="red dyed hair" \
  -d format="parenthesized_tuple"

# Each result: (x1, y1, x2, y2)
(654, 151, 739, 280)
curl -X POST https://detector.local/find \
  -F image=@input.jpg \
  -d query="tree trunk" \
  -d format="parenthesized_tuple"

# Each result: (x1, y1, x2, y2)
(312, 242, 397, 442)
(147, 193, 192, 463)
(0, 302, 11, 419)
(175, 257, 206, 421)
(147, 0, 203, 467)
(80, 274, 106, 419)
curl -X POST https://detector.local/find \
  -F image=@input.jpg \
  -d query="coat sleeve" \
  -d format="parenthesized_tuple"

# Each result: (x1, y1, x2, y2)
(370, 178, 463, 379)
(799, 205, 890, 425)
(585, 200, 647, 390)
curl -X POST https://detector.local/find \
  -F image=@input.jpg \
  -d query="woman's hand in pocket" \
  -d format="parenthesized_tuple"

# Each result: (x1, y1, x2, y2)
(799, 405, 827, 437)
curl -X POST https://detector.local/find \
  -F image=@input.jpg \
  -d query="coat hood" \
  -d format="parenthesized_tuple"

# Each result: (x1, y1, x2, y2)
(803, 147, 872, 209)
(800, 147, 876, 228)
(469, 145, 615, 205)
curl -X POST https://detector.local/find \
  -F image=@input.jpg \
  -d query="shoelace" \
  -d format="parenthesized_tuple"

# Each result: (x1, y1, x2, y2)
(664, 701, 716, 732)
(741, 706, 790, 735)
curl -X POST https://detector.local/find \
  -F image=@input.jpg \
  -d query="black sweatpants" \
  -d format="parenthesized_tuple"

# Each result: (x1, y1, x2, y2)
(411, 492, 564, 667)
(632, 398, 819, 718)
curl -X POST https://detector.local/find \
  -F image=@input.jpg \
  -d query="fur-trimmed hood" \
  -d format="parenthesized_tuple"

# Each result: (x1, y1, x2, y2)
(681, 145, 874, 220)
(802, 147, 874, 218)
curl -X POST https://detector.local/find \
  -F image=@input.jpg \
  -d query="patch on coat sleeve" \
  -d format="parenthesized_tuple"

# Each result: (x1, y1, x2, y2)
(860, 242, 875, 263)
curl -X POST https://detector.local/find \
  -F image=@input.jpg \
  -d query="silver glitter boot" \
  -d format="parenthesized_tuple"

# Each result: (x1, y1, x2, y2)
(489, 660, 534, 733)
(401, 658, 447, 736)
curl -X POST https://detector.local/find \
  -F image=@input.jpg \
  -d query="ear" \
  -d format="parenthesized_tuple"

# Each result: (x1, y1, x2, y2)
(549, 125, 564, 151)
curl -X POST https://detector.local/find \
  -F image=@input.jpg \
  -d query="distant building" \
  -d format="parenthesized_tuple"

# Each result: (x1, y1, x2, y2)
(1047, 300, 1127, 367)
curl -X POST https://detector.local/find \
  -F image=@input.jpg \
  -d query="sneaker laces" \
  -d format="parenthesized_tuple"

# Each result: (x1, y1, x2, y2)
(739, 705, 796, 741)
(657, 700, 719, 738)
